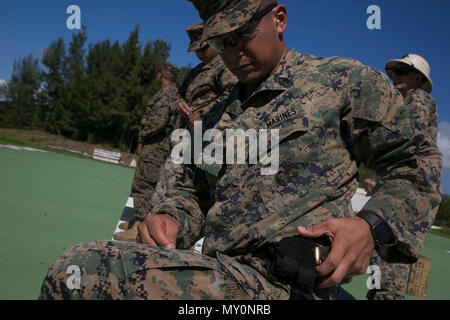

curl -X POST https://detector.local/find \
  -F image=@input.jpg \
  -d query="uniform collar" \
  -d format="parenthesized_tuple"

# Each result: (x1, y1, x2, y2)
(254, 48, 300, 93)
(225, 49, 302, 116)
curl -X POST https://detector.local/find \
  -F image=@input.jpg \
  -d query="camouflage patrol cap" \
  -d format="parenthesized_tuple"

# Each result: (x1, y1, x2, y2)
(189, 0, 277, 40)
(160, 62, 180, 78)
(186, 22, 208, 52)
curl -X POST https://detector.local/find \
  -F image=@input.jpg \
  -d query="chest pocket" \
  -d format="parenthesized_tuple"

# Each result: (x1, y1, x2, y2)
(252, 110, 324, 218)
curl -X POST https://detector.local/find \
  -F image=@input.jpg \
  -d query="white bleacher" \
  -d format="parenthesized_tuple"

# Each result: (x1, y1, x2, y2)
(93, 148, 122, 164)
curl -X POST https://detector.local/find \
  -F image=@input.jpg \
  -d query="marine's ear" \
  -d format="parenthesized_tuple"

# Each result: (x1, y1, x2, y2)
(272, 4, 288, 36)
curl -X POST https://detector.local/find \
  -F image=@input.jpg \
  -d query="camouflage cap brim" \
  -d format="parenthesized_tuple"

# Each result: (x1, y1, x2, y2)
(186, 21, 208, 52)
(203, 0, 263, 40)
(161, 62, 180, 78)
(188, 39, 209, 52)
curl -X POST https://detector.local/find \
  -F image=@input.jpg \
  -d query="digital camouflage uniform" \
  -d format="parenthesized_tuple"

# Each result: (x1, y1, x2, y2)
(149, 24, 238, 215)
(39, 48, 441, 300)
(368, 87, 438, 300)
(39, 0, 441, 300)
(131, 83, 181, 220)
(405, 88, 438, 143)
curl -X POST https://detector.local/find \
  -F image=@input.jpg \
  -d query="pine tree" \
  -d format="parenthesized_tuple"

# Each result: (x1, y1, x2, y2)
(63, 26, 88, 140)
(5, 54, 42, 128)
(41, 38, 70, 135)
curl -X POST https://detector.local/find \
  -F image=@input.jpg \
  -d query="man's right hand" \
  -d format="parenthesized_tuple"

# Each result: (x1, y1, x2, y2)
(137, 214, 179, 249)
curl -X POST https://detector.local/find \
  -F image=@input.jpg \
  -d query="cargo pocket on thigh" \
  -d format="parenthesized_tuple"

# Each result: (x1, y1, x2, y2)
(119, 245, 217, 274)
(118, 244, 244, 299)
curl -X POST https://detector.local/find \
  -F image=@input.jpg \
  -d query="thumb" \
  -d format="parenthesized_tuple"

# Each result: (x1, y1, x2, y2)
(164, 242, 176, 249)
(156, 232, 176, 249)
(151, 224, 176, 249)
(297, 222, 329, 238)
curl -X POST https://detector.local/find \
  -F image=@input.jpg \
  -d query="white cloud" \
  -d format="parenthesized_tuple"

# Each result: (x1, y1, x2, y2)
(0, 79, 6, 87)
(437, 122, 450, 168)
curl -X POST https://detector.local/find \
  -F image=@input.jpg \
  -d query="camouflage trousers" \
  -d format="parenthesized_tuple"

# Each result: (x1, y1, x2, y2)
(366, 251, 410, 300)
(38, 240, 290, 300)
(130, 159, 160, 220)
(148, 157, 185, 215)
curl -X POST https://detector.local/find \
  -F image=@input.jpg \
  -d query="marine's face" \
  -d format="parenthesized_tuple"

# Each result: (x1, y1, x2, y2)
(392, 63, 423, 92)
(156, 70, 162, 86)
(218, 5, 288, 85)
(195, 46, 218, 64)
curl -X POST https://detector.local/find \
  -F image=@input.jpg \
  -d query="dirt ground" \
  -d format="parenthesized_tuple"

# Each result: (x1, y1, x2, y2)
(0, 128, 138, 166)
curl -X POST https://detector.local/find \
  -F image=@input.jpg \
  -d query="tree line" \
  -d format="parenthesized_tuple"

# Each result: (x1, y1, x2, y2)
(0, 25, 189, 153)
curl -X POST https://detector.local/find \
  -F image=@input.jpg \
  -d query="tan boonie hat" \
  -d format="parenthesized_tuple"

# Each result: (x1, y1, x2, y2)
(186, 22, 209, 52)
(161, 62, 180, 78)
(190, 0, 277, 40)
(385, 54, 433, 93)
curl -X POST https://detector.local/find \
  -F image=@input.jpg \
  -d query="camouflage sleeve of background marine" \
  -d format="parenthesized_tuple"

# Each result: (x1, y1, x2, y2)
(343, 65, 442, 263)
(214, 58, 238, 98)
(138, 86, 180, 144)
(137, 99, 156, 145)
(405, 89, 438, 143)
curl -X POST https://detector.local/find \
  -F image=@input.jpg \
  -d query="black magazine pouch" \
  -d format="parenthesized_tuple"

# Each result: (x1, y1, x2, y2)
(254, 235, 331, 300)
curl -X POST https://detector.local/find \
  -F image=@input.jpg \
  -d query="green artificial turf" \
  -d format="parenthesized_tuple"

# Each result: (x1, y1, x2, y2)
(0, 147, 134, 299)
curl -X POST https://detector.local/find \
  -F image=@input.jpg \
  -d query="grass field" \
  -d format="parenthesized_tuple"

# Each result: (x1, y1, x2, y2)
(0, 146, 448, 300)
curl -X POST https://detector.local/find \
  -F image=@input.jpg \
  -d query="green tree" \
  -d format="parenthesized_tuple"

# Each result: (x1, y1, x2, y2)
(41, 38, 70, 135)
(119, 25, 143, 151)
(63, 26, 87, 83)
(121, 37, 171, 152)
(176, 64, 192, 89)
(84, 25, 171, 152)
(63, 27, 89, 140)
(86, 38, 131, 147)
(4, 54, 42, 128)
(436, 194, 450, 227)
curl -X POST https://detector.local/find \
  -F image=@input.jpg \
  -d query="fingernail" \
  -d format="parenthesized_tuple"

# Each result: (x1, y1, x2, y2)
(297, 226, 306, 232)
(166, 243, 175, 249)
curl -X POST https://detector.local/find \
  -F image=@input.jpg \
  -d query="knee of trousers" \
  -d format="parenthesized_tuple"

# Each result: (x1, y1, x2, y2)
(39, 241, 254, 300)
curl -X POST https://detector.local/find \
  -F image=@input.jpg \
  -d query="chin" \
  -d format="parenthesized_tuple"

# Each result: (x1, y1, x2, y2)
(238, 72, 266, 85)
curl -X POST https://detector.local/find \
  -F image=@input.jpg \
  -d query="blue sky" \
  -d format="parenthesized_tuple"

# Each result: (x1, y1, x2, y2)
(1, 0, 450, 191)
